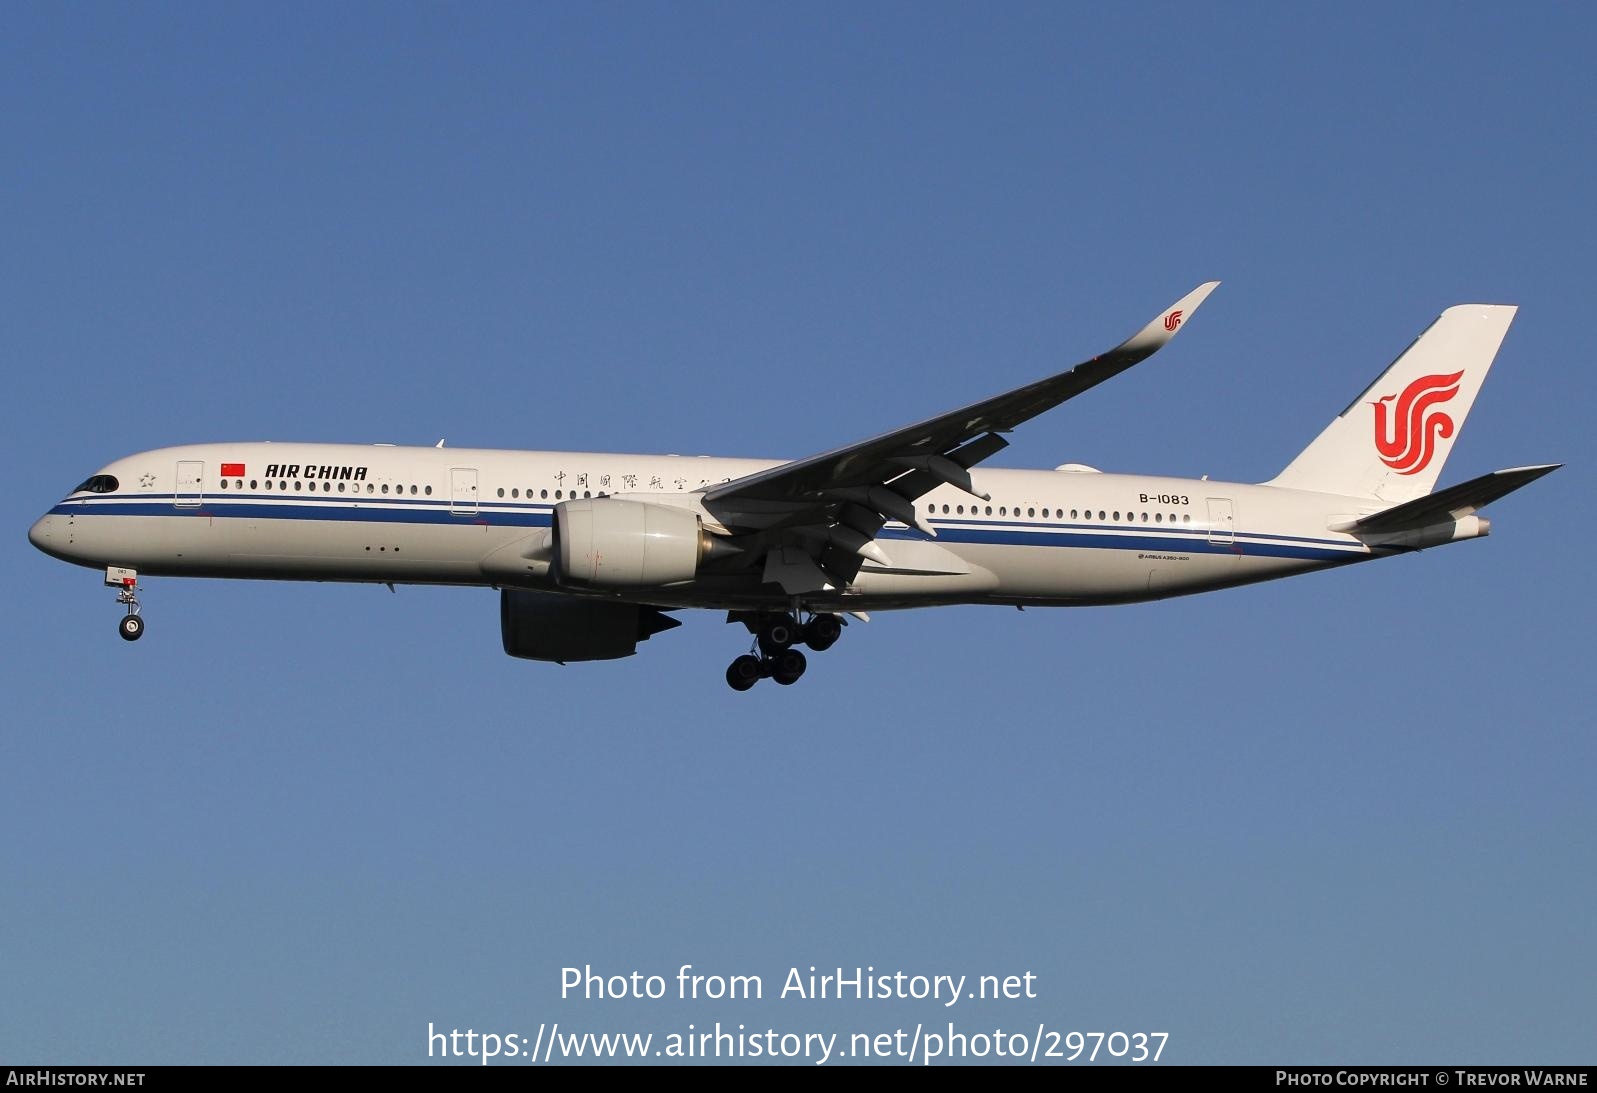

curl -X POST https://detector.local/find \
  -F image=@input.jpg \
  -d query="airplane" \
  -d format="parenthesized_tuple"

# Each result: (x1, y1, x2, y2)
(28, 283, 1559, 691)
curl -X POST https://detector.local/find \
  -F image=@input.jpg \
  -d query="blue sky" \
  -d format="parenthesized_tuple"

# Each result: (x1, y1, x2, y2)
(4, 4, 1591, 1065)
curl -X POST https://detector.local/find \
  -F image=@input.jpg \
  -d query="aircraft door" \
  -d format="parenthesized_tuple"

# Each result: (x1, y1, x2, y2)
(450, 467, 479, 516)
(1206, 497, 1235, 545)
(175, 460, 204, 508)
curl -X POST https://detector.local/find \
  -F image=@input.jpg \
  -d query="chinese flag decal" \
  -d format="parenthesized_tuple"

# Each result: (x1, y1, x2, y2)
(221, 463, 246, 477)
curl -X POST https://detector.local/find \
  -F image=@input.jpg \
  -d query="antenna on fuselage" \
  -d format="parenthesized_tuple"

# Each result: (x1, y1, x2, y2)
(435, 439, 446, 448)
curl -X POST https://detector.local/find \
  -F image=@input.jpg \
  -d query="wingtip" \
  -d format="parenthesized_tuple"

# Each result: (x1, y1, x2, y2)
(1117, 280, 1221, 354)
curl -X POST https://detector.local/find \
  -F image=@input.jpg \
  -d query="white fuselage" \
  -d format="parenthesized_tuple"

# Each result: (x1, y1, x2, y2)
(29, 442, 1400, 612)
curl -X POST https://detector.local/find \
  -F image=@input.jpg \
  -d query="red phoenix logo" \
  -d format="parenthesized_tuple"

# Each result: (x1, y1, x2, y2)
(1163, 310, 1183, 332)
(1372, 371, 1463, 475)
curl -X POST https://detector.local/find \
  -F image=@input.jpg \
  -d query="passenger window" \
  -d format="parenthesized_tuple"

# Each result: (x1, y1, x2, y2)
(1028, 507, 1035, 517)
(220, 479, 229, 489)
(424, 486, 432, 495)
(541, 489, 549, 499)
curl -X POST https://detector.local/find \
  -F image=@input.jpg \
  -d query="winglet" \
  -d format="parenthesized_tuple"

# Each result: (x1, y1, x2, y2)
(1115, 281, 1221, 355)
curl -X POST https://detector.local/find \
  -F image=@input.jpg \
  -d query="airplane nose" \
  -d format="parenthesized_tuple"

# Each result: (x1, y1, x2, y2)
(29, 515, 61, 557)
(29, 512, 91, 566)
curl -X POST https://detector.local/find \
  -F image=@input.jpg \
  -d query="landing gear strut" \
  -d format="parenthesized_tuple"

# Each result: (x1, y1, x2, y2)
(725, 610, 845, 690)
(113, 572, 144, 642)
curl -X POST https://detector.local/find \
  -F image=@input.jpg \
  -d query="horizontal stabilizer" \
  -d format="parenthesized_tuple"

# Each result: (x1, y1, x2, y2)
(1340, 464, 1560, 534)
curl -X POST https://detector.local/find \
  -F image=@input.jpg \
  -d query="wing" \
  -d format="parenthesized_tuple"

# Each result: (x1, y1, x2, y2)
(701, 281, 1221, 592)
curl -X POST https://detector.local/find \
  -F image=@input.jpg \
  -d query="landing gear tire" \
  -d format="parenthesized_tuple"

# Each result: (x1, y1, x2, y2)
(770, 649, 807, 686)
(726, 654, 762, 692)
(803, 613, 843, 652)
(119, 614, 145, 642)
(757, 614, 800, 657)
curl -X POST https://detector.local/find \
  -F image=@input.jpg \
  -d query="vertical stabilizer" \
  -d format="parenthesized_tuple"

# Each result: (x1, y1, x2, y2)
(1267, 304, 1517, 503)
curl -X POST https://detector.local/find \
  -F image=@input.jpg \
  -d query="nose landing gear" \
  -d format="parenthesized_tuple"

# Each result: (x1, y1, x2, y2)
(724, 610, 845, 691)
(108, 568, 144, 641)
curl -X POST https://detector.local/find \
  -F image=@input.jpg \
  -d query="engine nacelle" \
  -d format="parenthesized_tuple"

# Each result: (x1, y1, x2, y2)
(555, 497, 716, 587)
(499, 590, 680, 663)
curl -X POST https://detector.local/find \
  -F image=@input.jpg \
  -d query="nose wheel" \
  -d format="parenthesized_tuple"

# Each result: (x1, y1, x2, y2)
(111, 571, 145, 641)
(725, 610, 844, 690)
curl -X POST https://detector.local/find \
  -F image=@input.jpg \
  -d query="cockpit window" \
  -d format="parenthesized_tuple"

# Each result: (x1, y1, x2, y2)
(75, 474, 119, 494)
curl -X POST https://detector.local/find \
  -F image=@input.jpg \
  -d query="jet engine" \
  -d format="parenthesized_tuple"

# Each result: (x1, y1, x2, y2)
(499, 589, 680, 663)
(554, 497, 733, 587)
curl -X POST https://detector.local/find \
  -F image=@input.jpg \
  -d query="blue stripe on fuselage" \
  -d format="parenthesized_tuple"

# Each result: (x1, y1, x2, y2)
(878, 524, 1356, 561)
(50, 496, 555, 527)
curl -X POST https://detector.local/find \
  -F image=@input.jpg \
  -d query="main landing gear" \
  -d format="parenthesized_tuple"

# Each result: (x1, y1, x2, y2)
(724, 611, 845, 691)
(110, 569, 145, 641)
